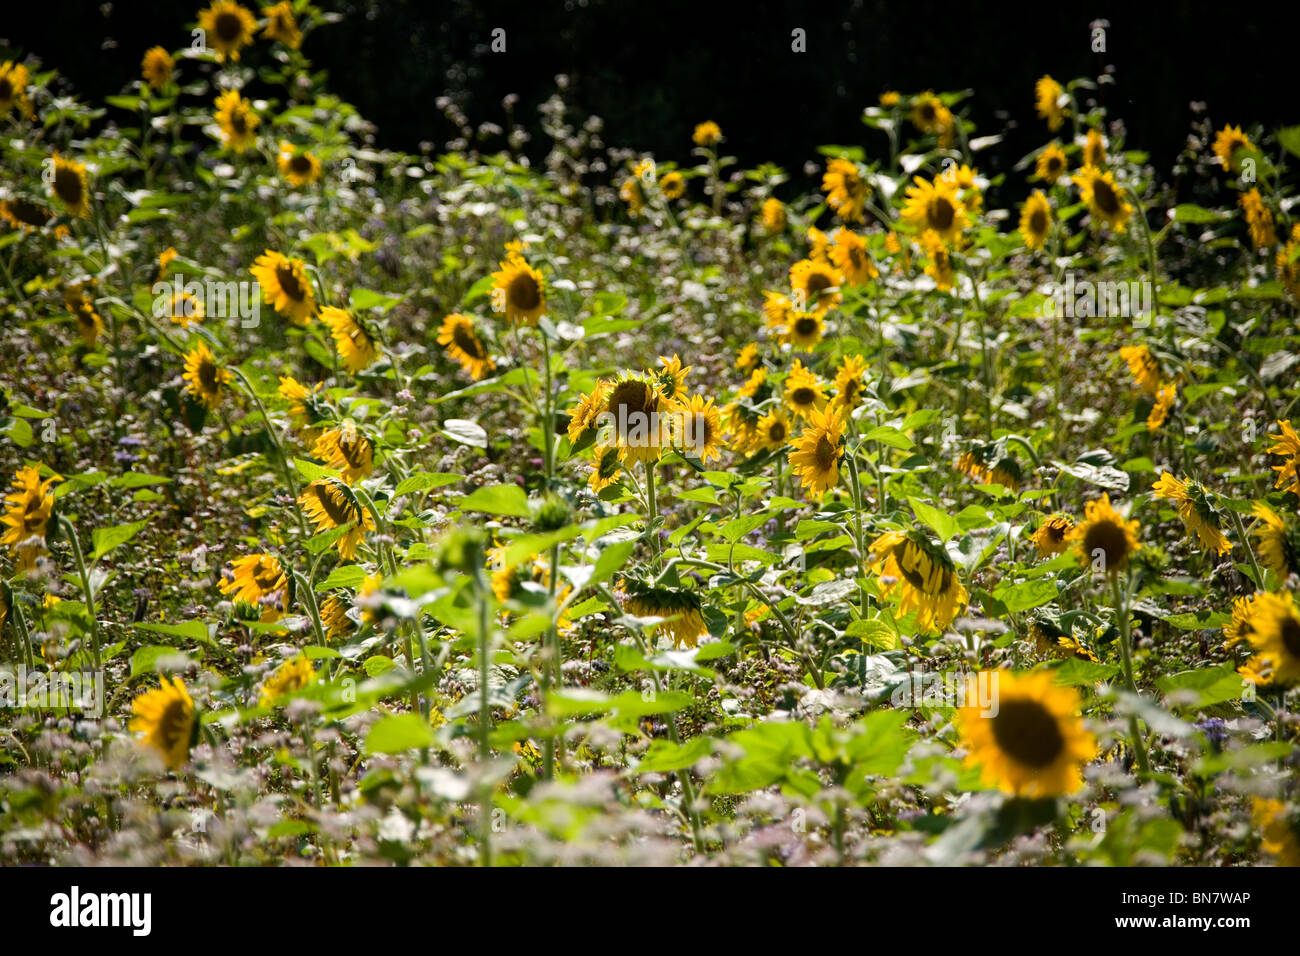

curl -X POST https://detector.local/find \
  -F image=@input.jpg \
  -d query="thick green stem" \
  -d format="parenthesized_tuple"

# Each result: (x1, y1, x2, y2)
(1110, 573, 1152, 776)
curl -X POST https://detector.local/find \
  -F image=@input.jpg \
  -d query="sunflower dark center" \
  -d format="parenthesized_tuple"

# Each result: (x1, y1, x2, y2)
(1281, 616, 1300, 660)
(814, 436, 838, 471)
(919, 103, 936, 123)
(452, 322, 486, 358)
(54, 167, 83, 205)
(805, 273, 831, 297)
(991, 699, 1066, 768)
(253, 562, 283, 592)
(7, 199, 50, 227)
(1047, 156, 1063, 173)
(791, 386, 816, 406)
(290, 154, 312, 174)
(609, 381, 651, 420)
(1082, 518, 1129, 568)
(198, 360, 219, 391)
(275, 263, 304, 300)
(338, 434, 369, 468)
(768, 421, 786, 443)
(315, 486, 355, 526)
(215, 11, 244, 42)
(158, 699, 189, 750)
(929, 196, 955, 231)
(794, 316, 818, 337)
(0, 79, 12, 100)
(1093, 179, 1120, 215)
(508, 271, 541, 311)
(1030, 209, 1048, 234)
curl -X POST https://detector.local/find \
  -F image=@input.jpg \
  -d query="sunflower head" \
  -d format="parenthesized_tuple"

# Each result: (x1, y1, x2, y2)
(829, 229, 878, 285)
(278, 142, 323, 186)
(692, 121, 722, 148)
(141, 46, 175, 91)
(251, 249, 316, 325)
(1070, 494, 1141, 575)
(219, 553, 290, 620)
(867, 528, 968, 632)
(672, 394, 725, 462)
(787, 403, 846, 498)
(0, 61, 33, 119)
(659, 170, 685, 200)
(760, 198, 786, 233)
(783, 359, 826, 419)
(1031, 514, 1075, 557)
(1034, 143, 1068, 184)
(1212, 124, 1256, 173)
(437, 313, 495, 381)
(789, 257, 842, 314)
(49, 153, 90, 219)
(198, 1, 258, 61)
(902, 175, 968, 244)
(320, 306, 379, 373)
(605, 374, 668, 466)
(491, 253, 547, 325)
(831, 354, 869, 413)
(1020, 190, 1052, 251)
(312, 425, 374, 484)
(1073, 165, 1133, 232)
(1237, 591, 1300, 687)
(214, 88, 260, 152)
(182, 342, 232, 411)
(260, 655, 316, 706)
(821, 157, 869, 223)
(1, 464, 58, 571)
(130, 676, 197, 770)
(623, 583, 707, 649)
(1034, 75, 1067, 131)
(262, 1, 303, 48)
(298, 478, 374, 560)
(1254, 503, 1300, 580)
(588, 443, 623, 495)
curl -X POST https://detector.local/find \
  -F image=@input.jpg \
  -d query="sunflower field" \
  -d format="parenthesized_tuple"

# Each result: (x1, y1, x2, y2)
(1, 3, 1299, 870)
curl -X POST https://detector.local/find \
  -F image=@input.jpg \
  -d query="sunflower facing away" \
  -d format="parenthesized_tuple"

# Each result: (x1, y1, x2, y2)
(1118, 344, 1162, 396)
(822, 157, 869, 223)
(278, 142, 322, 186)
(902, 175, 969, 244)
(0, 61, 32, 118)
(1034, 142, 1068, 184)
(656, 353, 690, 404)
(278, 375, 326, 441)
(1070, 494, 1141, 575)
(262, 1, 303, 48)
(1146, 382, 1177, 432)
(624, 584, 707, 649)
(198, 1, 258, 61)
(260, 655, 316, 706)
(1083, 128, 1107, 167)
(588, 444, 623, 495)
(1031, 514, 1075, 557)
(1253, 502, 1300, 580)
(320, 306, 379, 373)
(1212, 124, 1256, 172)
(0, 198, 60, 235)
(313, 426, 374, 484)
(2, 465, 57, 571)
(1034, 75, 1067, 131)
(1266, 420, 1300, 498)
(957, 670, 1096, 797)
(1235, 591, 1300, 687)
(788, 404, 845, 498)
(1152, 473, 1231, 555)
(141, 46, 174, 91)
(760, 197, 786, 233)
(567, 380, 611, 444)
(220, 553, 290, 620)
(1073, 165, 1133, 232)
(437, 313, 494, 380)
(251, 249, 316, 325)
(1238, 189, 1277, 249)
(491, 253, 547, 325)
(298, 478, 375, 560)
(64, 283, 105, 346)
(213, 89, 259, 153)
(130, 676, 197, 771)
(50, 153, 90, 219)
(182, 342, 232, 411)
(921, 230, 954, 291)
(868, 529, 969, 632)
(1019, 190, 1052, 251)
(692, 121, 722, 147)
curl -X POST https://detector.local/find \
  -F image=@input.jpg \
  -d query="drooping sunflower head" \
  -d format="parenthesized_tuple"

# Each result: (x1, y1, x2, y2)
(902, 175, 969, 244)
(437, 312, 494, 381)
(868, 528, 969, 632)
(566, 380, 611, 445)
(1237, 591, 1300, 687)
(920, 230, 954, 290)
(251, 249, 316, 325)
(624, 583, 707, 649)
(1083, 128, 1107, 167)
(64, 281, 105, 347)
(1, 464, 58, 570)
(829, 228, 878, 286)
(49, 153, 90, 219)
(297, 478, 374, 560)
(1031, 514, 1075, 557)
(1034, 75, 1066, 131)
(277, 375, 327, 440)
(182, 342, 231, 411)
(0, 61, 32, 119)
(737, 365, 768, 400)
(260, 655, 316, 706)
(821, 157, 869, 223)
(1072, 165, 1133, 232)
(672, 394, 725, 462)
(789, 257, 842, 314)
(692, 121, 722, 148)
(1152, 472, 1230, 555)
(1266, 419, 1300, 499)
(141, 46, 174, 91)
(1238, 189, 1277, 249)
(277, 142, 323, 186)
(1253, 502, 1300, 580)
(0, 197, 57, 233)
(1212, 124, 1256, 172)
(762, 290, 793, 329)
(312, 425, 374, 484)
(320, 593, 355, 642)
(656, 353, 690, 404)
(130, 676, 197, 771)
(1146, 382, 1177, 433)
(262, 0, 303, 48)
(1118, 344, 1163, 396)
(198, 1, 258, 61)
(783, 359, 826, 419)
(214, 88, 259, 153)
(735, 343, 760, 374)
(957, 670, 1097, 797)
(320, 306, 379, 373)
(787, 403, 846, 498)
(219, 553, 290, 619)
(1034, 142, 1068, 184)
(166, 291, 205, 327)
(1070, 493, 1141, 575)
(491, 253, 547, 326)
(1019, 190, 1053, 251)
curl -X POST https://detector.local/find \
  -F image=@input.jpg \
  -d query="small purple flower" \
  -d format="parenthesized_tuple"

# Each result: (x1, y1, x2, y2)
(1196, 717, 1228, 749)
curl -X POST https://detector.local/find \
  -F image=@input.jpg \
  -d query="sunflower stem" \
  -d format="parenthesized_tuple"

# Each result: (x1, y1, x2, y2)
(1228, 507, 1265, 591)
(1110, 572, 1152, 776)
(58, 516, 101, 672)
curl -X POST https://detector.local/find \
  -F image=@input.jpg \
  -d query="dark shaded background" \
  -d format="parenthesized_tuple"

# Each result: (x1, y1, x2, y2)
(6, 0, 1296, 190)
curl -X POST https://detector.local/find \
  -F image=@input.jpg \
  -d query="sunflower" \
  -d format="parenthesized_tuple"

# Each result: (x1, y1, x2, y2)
(262, 1, 303, 48)
(64, 283, 105, 347)
(829, 229, 878, 285)
(198, 1, 258, 61)
(154, 246, 178, 284)
(659, 170, 685, 200)
(737, 366, 767, 400)
(320, 593, 354, 642)
(722, 402, 760, 452)
(1253, 503, 1300, 580)
(130, 677, 196, 771)
(491, 253, 547, 325)
(260, 655, 316, 706)
(141, 46, 174, 91)
(1019, 190, 1052, 250)
(620, 167, 648, 215)
(320, 306, 379, 373)
(1236, 591, 1300, 686)
(783, 360, 826, 419)
(807, 226, 832, 262)
(879, 91, 900, 107)
(298, 478, 375, 560)
(1073, 165, 1133, 232)
(753, 407, 791, 453)
(692, 121, 722, 147)
(1070, 493, 1141, 575)
(250, 249, 316, 325)
(788, 404, 845, 498)
(831, 353, 868, 412)
(277, 375, 325, 441)
(1034, 75, 1067, 131)
(673, 395, 724, 462)
(957, 670, 1096, 797)
(911, 92, 954, 145)
(1252, 798, 1300, 867)
(822, 157, 869, 223)
(277, 142, 322, 186)
(1224, 593, 1261, 648)
(1034, 142, 1068, 184)
(1118, 344, 1162, 396)
(1082, 128, 1107, 167)
(588, 444, 623, 495)
(921, 230, 954, 291)
(312, 426, 374, 484)
(0, 61, 32, 119)
(0, 197, 58, 233)
(2, 465, 57, 572)
(606, 375, 668, 466)
(986, 457, 1023, 492)
(49, 154, 90, 219)
(165, 291, 205, 327)
(220, 553, 290, 619)
(1031, 514, 1074, 557)
(1266, 420, 1300, 498)
(566, 381, 610, 444)
(1212, 124, 1255, 172)
(1238, 189, 1277, 249)
(656, 354, 690, 404)
(624, 585, 707, 649)
(760, 197, 786, 233)
(1146, 382, 1177, 432)
(782, 310, 825, 349)
(213, 89, 259, 152)
(182, 342, 231, 411)
(867, 529, 969, 632)
(735, 343, 760, 374)
(1152, 472, 1231, 555)
(1278, 226, 1300, 301)
(762, 291, 793, 329)
(436, 313, 494, 380)
(789, 257, 842, 314)
(902, 175, 968, 244)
